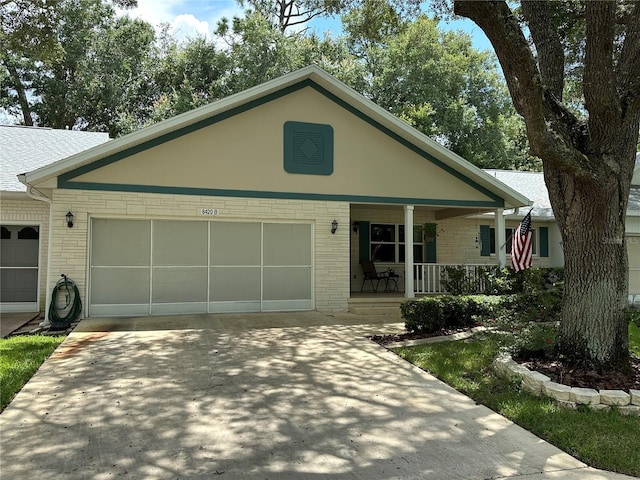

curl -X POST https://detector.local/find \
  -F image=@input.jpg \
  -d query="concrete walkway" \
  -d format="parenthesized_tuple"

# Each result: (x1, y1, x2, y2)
(0, 312, 635, 479)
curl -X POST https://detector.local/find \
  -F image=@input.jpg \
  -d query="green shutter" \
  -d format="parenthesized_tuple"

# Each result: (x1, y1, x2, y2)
(425, 223, 437, 263)
(539, 226, 549, 257)
(480, 225, 491, 257)
(358, 221, 370, 263)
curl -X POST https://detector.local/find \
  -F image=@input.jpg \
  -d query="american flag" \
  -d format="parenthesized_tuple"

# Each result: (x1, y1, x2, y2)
(511, 210, 533, 272)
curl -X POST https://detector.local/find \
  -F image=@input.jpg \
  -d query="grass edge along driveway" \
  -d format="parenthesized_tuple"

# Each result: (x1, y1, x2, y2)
(392, 332, 640, 478)
(0, 335, 66, 412)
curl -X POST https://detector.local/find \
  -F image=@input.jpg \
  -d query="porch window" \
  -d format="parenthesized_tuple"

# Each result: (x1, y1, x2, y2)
(370, 224, 423, 263)
(489, 227, 537, 255)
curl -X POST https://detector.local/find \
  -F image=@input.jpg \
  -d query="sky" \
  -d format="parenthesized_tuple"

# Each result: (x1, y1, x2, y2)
(118, 0, 493, 51)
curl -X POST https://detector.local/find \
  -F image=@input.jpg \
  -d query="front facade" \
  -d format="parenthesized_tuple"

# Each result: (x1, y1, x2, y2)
(10, 66, 530, 317)
(5, 67, 635, 317)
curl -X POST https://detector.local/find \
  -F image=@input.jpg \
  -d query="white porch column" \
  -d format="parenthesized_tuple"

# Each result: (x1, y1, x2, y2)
(404, 205, 415, 298)
(495, 208, 506, 268)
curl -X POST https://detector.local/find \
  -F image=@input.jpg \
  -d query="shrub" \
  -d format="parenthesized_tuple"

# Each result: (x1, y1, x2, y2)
(401, 295, 497, 334)
(442, 266, 564, 296)
(508, 322, 558, 360)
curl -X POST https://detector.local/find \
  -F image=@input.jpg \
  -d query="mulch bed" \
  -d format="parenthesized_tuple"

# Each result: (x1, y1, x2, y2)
(517, 356, 640, 391)
(371, 330, 640, 391)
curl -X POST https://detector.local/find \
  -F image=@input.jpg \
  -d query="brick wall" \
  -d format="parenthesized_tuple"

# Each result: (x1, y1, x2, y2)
(49, 189, 350, 315)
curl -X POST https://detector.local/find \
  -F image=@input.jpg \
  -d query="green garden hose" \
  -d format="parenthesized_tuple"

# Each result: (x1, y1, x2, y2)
(48, 274, 82, 328)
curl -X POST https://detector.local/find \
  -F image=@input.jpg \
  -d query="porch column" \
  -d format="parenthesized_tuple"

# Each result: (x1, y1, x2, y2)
(495, 208, 506, 268)
(404, 205, 415, 298)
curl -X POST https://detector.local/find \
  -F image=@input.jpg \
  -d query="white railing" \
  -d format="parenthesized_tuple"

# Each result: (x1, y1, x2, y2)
(413, 263, 490, 294)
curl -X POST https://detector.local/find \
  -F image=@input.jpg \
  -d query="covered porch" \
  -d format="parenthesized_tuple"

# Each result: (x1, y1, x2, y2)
(349, 203, 513, 298)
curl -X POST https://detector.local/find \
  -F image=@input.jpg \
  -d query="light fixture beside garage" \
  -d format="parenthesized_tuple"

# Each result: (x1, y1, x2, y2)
(331, 219, 338, 234)
(65, 211, 74, 228)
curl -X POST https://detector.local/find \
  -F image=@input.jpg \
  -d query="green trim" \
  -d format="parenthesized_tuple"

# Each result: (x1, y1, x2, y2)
(57, 181, 504, 207)
(539, 226, 549, 257)
(358, 221, 370, 263)
(424, 223, 437, 263)
(480, 225, 491, 257)
(58, 78, 505, 206)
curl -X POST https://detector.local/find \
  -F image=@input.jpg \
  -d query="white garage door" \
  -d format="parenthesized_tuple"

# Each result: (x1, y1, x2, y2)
(89, 219, 313, 316)
(0, 225, 39, 312)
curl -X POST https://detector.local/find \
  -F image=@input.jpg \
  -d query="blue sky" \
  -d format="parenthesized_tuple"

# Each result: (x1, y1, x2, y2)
(120, 0, 493, 52)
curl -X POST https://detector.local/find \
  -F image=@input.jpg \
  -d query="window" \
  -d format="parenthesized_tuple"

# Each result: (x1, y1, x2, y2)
(370, 224, 423, 263)
(489, 227, 537, 255)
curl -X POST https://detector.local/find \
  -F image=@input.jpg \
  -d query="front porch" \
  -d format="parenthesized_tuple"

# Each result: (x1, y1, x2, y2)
(349, 202, 514, 302)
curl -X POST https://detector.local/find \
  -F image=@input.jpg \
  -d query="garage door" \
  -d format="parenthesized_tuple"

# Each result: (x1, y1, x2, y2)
(0, 225, 39, 312)
(89, 219, 313, 316)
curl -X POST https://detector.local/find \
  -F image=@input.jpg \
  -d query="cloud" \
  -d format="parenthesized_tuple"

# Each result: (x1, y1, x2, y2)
(117, 0, 243, 41)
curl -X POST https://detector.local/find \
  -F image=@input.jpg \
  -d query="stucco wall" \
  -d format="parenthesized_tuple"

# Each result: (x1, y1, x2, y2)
(0, 195, 50, 310)
(49, 189, 350, 316)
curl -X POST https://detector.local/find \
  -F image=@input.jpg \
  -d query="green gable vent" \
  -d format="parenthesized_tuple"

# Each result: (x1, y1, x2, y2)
(284, 121, 334, 175)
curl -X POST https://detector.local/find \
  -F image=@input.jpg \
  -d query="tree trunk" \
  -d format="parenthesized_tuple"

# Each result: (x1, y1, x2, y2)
(545, 161, 630, 370)
(6, 62, 34, 126)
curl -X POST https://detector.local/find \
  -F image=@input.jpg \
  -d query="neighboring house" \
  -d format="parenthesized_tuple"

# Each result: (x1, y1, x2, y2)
(0, 126, 110, 313)
(1, 66, 636, 317)
(1, 66, 530, 316)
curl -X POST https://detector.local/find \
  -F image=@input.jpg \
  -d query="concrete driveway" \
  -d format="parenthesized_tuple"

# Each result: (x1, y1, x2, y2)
(0, 312, 635, 480)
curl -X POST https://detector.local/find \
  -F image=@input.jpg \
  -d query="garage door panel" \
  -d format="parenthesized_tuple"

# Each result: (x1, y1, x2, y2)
(92, 219, 150, 266)
(90, 267, 150, 304)
(263, 267, 312, 301)
(152, 267, 208, 303)
(153, 221, 207, 266)
(210, 222, 261, 265)
(263, 224, 312, 266)
(210, 267, 261, 301)
(0, 269, 38, 302)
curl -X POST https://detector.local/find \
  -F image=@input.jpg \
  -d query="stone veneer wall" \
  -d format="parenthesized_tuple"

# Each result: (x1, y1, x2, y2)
(49, 189, 350, 316)
(494, 353, 640, 415)
(0, 196, 50, 311)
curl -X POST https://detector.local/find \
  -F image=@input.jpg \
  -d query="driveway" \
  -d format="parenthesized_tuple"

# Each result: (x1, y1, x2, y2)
(0, 312, 634, 479)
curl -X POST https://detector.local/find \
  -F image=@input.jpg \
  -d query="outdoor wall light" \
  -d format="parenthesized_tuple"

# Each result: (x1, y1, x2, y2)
(331, 219, 339, 234)
(66, 211, 74, 228)
(352, 221, 359, 233)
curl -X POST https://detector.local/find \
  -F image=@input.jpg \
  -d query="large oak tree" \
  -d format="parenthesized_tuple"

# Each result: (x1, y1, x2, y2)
(453, 0, 640, 369)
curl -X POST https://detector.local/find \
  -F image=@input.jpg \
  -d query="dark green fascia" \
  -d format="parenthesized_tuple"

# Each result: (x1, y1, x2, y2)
(58, 78, 504, 205)
(59, 181, 505, 208)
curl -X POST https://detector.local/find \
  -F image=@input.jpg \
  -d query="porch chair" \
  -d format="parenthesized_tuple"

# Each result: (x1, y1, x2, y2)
(360, 260, 399, 293)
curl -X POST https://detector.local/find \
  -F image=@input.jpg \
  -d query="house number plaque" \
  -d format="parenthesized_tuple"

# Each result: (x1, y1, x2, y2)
(199, 208, 219, 216)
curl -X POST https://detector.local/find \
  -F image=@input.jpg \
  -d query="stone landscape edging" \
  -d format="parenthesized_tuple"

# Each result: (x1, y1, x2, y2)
(384, 328, 640, 415)
(493, 353, 640, 415)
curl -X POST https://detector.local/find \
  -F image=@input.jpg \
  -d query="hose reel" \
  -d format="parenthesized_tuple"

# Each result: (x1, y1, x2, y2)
(48, 274, 82, 329)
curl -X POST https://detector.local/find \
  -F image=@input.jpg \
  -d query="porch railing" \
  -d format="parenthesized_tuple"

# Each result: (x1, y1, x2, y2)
(413, 263, 489, 294)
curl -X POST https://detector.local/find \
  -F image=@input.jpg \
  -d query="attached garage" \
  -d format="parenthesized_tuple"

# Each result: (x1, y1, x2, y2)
(89, 218, 312, 316)
(0, 225, 40, 312)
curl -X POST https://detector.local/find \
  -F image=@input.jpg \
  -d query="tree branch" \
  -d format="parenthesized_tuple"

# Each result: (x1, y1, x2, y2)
(520, 0, 564, 101)
(617, 1, 640, 119)
(584, 0, 620, 152)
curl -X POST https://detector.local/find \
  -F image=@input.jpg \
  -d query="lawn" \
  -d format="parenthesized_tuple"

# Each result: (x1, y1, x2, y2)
(393, 329, 640, 477)
(0, 335, 66, 412)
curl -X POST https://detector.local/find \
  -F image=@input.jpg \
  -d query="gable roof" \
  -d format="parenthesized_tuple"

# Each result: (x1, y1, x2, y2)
(21, 66, 530, 210)
(1, 125, 109, 192)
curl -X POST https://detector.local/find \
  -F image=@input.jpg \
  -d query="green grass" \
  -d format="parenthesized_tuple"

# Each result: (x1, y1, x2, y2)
(0, 335, 65, 412)
(393, 332, 640, 477)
